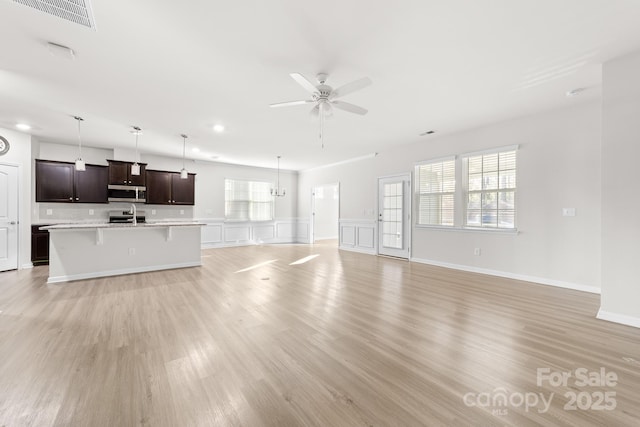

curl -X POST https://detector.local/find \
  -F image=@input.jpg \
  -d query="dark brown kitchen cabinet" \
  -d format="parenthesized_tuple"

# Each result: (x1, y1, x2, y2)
(35, 160, 74, 202)
(31, 225, 50, 265)
(35, 159, 108, 203)
(107, 160, 146, 186)
(145, 169, 195, 205)
(171, 173, 195, 205)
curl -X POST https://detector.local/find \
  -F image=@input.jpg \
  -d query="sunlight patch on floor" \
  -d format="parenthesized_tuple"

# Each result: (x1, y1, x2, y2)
(234, 259, 278, 273)
(289, 254, 319, 265)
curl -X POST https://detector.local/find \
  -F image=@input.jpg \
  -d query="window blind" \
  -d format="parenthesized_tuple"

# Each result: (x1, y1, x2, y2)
(415, 158, 456, 226)
(225, 179, 273, 221)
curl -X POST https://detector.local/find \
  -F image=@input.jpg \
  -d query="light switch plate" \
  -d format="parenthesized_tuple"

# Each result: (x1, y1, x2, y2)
(88, 209, 94, 215)
(562, 208, 576, 217)
(46, 209, 53, 215)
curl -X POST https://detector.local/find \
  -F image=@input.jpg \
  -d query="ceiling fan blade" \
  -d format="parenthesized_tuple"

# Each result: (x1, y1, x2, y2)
(330, 77, 372, 99)
(290, 73, 318, 94)
(331, 100, 368, 115)
(270, 99, 313, 108)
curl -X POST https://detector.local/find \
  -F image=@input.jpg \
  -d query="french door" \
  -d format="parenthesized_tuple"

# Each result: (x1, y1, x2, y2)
(0, 164, 19, 271)
(378, 174, 411, 258)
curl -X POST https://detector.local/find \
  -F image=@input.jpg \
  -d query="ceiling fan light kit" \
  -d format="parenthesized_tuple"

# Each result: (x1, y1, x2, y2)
(270, 72, 371, 147)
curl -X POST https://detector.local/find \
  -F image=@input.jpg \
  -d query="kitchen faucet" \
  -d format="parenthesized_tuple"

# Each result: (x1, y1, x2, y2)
(130, 203, 137, 225)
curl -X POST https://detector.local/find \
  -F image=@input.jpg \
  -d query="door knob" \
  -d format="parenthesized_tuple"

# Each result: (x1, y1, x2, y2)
(10, 221, 16, 225)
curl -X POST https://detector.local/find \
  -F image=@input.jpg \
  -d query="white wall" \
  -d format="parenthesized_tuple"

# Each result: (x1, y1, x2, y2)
(600, 50, 640, 326)
(298, 102, 602, 291)
(0, 127, 32, 268)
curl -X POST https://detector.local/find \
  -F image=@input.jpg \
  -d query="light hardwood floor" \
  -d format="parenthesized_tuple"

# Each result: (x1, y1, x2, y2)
(0, 242, 639, 426)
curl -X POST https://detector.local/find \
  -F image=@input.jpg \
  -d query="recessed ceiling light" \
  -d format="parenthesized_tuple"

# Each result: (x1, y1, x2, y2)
(566, 87, 587, 97)
(192, 147, 200, 153)
(419, 130, 435, 136)
(213, 124, 225, 133)
(16, 123, 31, 131)
(47, 42, 75, 60)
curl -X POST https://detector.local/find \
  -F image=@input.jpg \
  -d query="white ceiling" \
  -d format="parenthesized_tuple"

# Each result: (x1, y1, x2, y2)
(2, 0, 640, 170)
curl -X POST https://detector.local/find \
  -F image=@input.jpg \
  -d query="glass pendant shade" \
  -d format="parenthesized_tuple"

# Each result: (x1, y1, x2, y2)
(180, 168, 188, 179)
(131, 162, 141, 176)
(75, 158, 86, 171)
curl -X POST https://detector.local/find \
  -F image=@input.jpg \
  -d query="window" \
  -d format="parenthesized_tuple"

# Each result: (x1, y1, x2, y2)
(225, 179, 273, 221)
(415, 158, 456, 226)
(464, 149, 516, 229)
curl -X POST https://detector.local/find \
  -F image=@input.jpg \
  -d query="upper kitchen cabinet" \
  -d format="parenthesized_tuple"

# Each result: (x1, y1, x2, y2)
(146, 169, 172, 204)
(107, 160, 146, 186)
(35, 159, 108, 203)
(75, 165, 109, 203)
(171, 172, 195, 205)
(146, 169, 195, 205)
(35, 160, 74, 202)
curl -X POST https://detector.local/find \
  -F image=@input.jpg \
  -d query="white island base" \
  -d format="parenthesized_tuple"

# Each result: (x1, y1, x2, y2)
(43, 223, 203, 283)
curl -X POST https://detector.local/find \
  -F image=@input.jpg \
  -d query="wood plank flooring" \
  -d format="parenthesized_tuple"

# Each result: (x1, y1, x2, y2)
(0, 241, 639, 426)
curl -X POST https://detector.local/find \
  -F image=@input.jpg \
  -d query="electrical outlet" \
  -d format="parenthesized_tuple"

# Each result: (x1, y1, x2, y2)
(151, 209, 156, 215)
(88, 209, 94, 215)
(46, 209, 53, 215)
(562, 208, 576, 217)
(180, 209, 184, 215)
(474, 248, 481, 256)
(128, 248, 135, 256)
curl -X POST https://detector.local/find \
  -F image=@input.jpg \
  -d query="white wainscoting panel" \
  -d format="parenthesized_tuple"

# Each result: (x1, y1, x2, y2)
(339, 219, 377, 254)
(225, 225, 251, 243)
(254, 224, 276, 241)
(199, 218, 307, 248)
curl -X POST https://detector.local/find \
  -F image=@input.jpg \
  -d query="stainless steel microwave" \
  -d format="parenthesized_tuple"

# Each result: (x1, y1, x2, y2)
(107, 185, 146, 203)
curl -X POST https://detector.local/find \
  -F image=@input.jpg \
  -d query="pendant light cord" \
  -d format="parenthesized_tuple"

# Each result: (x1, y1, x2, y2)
(182, 134, 187, 169)
(74, 116, 84, 158)
(133, 126, 141, 162)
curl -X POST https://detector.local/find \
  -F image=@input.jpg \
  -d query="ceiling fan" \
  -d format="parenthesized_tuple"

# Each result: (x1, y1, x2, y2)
(270, 72, 371, 147)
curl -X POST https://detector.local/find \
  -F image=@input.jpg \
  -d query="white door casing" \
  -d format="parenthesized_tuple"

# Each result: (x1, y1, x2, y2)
(378, 174, 411, 258)
(0, 164, 19, 271)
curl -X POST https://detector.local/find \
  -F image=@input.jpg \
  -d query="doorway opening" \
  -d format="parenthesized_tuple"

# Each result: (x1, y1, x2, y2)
(311, 183, 339, 245)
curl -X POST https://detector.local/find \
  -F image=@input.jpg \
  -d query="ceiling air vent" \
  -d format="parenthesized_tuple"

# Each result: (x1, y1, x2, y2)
(13, 0, 97, 30)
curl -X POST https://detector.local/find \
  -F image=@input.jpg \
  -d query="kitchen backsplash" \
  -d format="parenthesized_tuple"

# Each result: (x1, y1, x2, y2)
(34, 202, 194, 224)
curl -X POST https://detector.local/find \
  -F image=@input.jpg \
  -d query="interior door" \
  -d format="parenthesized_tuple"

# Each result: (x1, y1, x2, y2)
(378, 174, 411, 258)
(0, 164, 19, 271)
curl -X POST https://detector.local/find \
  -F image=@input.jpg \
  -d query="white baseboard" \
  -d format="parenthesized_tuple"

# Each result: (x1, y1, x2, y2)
(339, 245, 377, 255)
(410, 257, 601, 294)
(47, 261, 202, 284)
(20, 262, 34, 269)
(596, 309, 640, 328)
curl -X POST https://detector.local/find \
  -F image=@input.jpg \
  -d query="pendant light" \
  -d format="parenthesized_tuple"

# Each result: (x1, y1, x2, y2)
(180, 134, 188, 179)
(131, 126, 142, 176)
(73, 116, 85, 171)
(270, 156, 285, 197)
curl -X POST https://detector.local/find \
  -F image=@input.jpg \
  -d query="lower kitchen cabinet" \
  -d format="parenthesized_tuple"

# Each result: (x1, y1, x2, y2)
(31, 225, 50, 265)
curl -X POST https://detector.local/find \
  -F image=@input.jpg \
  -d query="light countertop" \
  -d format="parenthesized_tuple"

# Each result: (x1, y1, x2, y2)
(41, 221, 204, 230)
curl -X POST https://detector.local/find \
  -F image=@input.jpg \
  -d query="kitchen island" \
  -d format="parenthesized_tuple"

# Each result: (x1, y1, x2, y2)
(41, 222, 204, 283)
